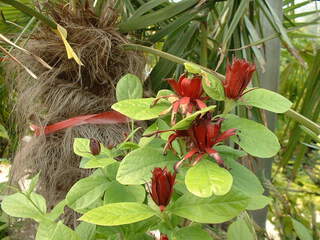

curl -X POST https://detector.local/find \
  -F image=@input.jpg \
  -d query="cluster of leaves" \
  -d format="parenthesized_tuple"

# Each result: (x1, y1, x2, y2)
(1, 61, 293, 239)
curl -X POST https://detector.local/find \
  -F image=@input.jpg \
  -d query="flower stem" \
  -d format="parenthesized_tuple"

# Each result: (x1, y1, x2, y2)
(161, 211, 175, 230)
(223, 98, 236, 115)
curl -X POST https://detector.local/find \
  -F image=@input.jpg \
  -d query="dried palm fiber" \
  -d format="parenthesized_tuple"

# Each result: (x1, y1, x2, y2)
(7, 0, 145, 227)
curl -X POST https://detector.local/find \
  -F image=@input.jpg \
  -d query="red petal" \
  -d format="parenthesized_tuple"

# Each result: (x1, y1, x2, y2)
(167, 78, 182, 96)
(183, 148, 199, 160)
(195, 99, 207, 109)
(214, 128, 237, 144)
(193, 120, 209, 151)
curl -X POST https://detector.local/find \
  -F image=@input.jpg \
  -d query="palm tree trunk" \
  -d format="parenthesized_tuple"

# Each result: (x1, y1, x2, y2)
(250, 0, 283, 228)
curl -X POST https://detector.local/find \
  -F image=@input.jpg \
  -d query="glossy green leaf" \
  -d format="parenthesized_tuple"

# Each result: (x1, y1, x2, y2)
(291, 218, 313, 240)
(239, 88, 292, 113)
(217, 147, 263, 196)
(117, 146, 178, 185)
(174, 225, 212, 240)
(169, 189, 249, 223)
(227, 218, 255, 240)
(246, 195, 272, 211)
(201, 71, 225, 101)
(185, 159, 233, 198)
(222, 115, 280, 158)
(80, 202, 156, 226)
(46, 200, 66, 221)
(184, 62, 201, 74)
(116, 74, 143, 101)
(75, 222, 96, 240)
(52, 221, 81, 240)
(104, 181, 145, 203)
(66, 175, 109, 212)
(36, 221, 57, 240)
(112, 98, 170, 120)
(73, 138, 111, 158)
(80, 155, 116, 169)
(172, 106, 215, 130)
(1, 192, 47, 222)
(25, 172, 40, 195)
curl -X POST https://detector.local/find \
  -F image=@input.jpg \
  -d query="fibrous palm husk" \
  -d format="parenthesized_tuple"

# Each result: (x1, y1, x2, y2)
(7, 0, 145, 228)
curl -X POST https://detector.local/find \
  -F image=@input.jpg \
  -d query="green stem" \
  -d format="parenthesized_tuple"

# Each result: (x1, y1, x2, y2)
(161, 211, 174, 230)
(285, 109, 320, 135)
(200, 22, 208, 67)
(222, 98, 236, 115)
(121, 43, 225, 80)
(0, 0, 57, 29)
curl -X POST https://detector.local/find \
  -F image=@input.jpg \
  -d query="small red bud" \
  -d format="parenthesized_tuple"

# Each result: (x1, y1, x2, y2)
(89, 138, 101, 155)
(150, 167, 176, 210)
(160, 234, 169, 240)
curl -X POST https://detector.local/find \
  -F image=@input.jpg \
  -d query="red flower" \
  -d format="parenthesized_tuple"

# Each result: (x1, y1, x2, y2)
(160, 234, 169, 240)
(171, 114, 236, 169)
(154, 73, 207, 124)
(150, 167, 176, 211)
(223, 58, 256, 100)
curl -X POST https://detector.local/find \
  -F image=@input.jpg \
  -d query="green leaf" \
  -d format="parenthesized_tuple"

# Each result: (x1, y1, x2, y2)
(25, 172, 40, 195)
(119, 0, 197, 32)
(80, 155, 116, 169)
(222, 115, 280, 158)
(174, 225, 212, 240)
(36, 221, 57, 240)
(169, 189, 249, 223)
(117, 146, 178, 185)
(172, 106, 216, 130)
(52, 221, 81, 240)
(0, 124, 9, 139)
(201, 71, 225, 101)
(184, 62, 201, 74)
(116, 74, 143, 101)
(227, 218, 255, 240)
(75, 222, 96, 240)
(157, 89, 175, 98)
(73, 138, 111, 158)
(112, 98, 170, 121)
(246, 195, 272, 211)
(104, 181, 146, 203)
(46, 200, 66, 221)
(239, 88, 292, 113)
(1, 192, 47, 222)
(66, 175, 109, 212)
(185, 159, 233, 198)
(217, 148, 263, 196)
(291, 218, 313, 240)
(80, 202, 156, 226)
(105, 162, 120, 181)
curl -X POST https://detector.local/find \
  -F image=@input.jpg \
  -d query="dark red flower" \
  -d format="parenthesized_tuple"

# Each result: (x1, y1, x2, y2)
(160, 234, 169, 240)
(223, 58, 256, 100)
(89, 138, 101, 155)
(170, 114, 237, 169)
(153, 73, 207, 124)
(150, 167, 176, 211)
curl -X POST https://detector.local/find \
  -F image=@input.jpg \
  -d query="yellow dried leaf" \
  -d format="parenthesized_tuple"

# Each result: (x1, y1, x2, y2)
(54, 24, 83, 66)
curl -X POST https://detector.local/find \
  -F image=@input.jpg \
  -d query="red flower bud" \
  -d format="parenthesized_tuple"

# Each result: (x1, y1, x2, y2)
(150, 167, 176, 211)
(89, 138, 101, 155)
(160, 234, 169, 240)
(223, 58, 256, 100)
